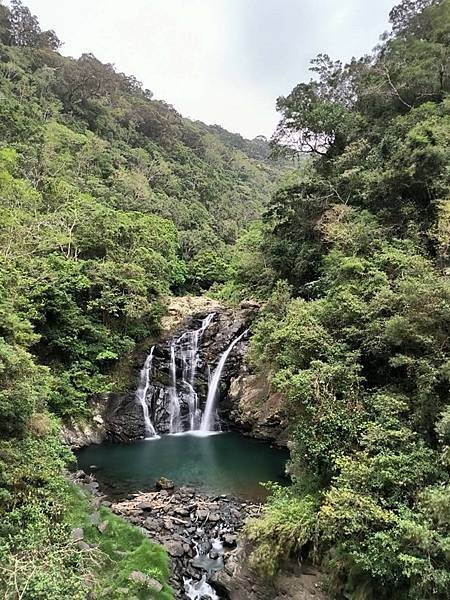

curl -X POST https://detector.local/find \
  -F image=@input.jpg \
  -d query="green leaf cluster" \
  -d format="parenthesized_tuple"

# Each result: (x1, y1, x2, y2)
(239, 2, 450, 597)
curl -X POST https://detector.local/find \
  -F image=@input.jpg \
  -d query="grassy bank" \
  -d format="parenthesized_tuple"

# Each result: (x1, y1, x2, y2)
(66, 484, 173, 600)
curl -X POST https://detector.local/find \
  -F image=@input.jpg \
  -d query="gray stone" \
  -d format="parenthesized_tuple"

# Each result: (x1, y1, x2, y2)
(156, 477, 175, 490)
(143, 517, 159, 530)
(137, 501, 153, 511)
(208, 513, 220, 523)
(97, 521, 108, 534)
(174, 507, 189, 517)
(89, 512, 101, 526)
(71, 527, 84, 542)
(164, 539, 185, 557)
(128, 571, 163, 593)
(76, 541, 91, 551)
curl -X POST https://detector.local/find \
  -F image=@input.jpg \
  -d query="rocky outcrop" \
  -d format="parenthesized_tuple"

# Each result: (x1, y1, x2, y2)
(160, 295, 223, 332)
(61, 399, 107, 448)
(227, 373, 288, 446)
(212, 545, 325, 600)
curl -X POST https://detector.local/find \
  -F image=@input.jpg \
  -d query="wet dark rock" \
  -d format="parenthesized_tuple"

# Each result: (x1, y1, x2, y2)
(223, 533, 237, 547)
(156, 477, 175, 490)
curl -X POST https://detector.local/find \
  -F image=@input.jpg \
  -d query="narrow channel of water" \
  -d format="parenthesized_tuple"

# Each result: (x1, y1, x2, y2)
(76, 431, 289, 500)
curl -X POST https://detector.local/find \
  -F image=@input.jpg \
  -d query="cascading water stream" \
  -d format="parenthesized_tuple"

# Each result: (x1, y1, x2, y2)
(169, 342, 181, 433)
(135, 313, 245, 436)
(177, 313, 215, 431)
(184, 576, 219, 600)
(135, 346, 157, 438)
(200, 329, 249, 432)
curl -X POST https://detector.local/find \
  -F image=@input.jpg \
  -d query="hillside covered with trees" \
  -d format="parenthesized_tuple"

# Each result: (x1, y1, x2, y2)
(226, 0, 450, 598)
(0, 1, 283, 597)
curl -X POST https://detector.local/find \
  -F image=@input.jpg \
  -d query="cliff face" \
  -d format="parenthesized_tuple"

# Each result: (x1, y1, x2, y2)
(62, 296, 288, 448)
(227, 373, 288, 446)
(104, 303, 254, 441)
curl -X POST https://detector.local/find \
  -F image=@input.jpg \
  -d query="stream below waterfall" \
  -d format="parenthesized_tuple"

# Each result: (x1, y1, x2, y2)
(76, 432, 289, 501)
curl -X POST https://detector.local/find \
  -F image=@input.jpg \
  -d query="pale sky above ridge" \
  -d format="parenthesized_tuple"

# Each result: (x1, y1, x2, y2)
(23, 0, 397, 139)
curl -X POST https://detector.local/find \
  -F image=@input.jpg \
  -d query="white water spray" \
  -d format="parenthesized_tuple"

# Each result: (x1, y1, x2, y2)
(135, 346, 157, 438)
(184, 576, 219, 600)
(169, 342, 181, 433)
(178, 313, 215, 431)
(200, 329, 248, 432)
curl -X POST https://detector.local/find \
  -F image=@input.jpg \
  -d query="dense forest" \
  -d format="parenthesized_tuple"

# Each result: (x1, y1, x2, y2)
(0, 0, 449, 599)
(235, 0, 450, 598)
(0, 1, 282, 597)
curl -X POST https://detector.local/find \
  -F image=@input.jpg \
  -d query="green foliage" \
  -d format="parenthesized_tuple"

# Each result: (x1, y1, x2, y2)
(245, 484, 317, 578)
(0, 2, 283, 598)
(65, 487, 173, 600)
(243, 1, 450, 598)
(0, 17, 282, 415)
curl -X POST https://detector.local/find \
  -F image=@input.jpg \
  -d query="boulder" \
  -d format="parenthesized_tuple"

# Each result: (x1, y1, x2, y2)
(76, 541, 91, 551)
(239, 299, 261, 311)
(71, 528, 84, 542)
(143, 517, 159, 531)
(89, 512, 101, 526)
(156, 477, 175, 490)
(164, 539, 186, 557)
(97, 521, 108, 534)
(128, 571, 163, 593)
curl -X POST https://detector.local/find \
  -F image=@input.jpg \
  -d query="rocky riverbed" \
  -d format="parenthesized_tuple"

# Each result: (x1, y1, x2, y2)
(72, 470, 324, 600)
(72, 468, 259, 598)
(112, 486, 261, 598)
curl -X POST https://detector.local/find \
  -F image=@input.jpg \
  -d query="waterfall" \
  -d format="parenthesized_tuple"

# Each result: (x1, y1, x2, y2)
(178, 313, 215, 431)
(169, 342, 181, 433)
(134, 313, 246, 436)
(135, 346, 157, 438)
(200, 329, 248, 432)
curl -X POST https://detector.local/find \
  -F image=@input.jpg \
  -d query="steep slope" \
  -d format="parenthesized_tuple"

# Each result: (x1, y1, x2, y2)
(0, 2, 284, 598)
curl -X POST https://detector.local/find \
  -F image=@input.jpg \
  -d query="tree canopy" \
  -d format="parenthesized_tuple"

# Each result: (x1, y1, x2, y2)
(233, 1, 450, 598)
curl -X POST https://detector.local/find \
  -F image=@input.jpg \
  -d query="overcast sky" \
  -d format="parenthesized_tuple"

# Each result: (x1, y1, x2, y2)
(24, 0, 397, 139)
